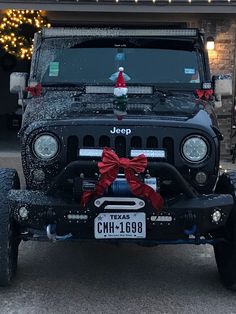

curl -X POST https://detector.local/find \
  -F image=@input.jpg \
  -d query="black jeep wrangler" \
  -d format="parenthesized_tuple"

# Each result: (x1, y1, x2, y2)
(1, 28, 235, 289)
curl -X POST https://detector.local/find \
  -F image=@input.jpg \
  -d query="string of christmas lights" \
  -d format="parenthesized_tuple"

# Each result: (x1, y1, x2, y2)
(0, 10, 50, 60)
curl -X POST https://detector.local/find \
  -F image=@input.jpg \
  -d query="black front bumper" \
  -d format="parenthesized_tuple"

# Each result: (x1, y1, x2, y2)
(8, 189, 233, 243)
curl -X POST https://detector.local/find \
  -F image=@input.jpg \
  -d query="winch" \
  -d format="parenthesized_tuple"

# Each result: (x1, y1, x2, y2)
(80, 176, 158, 197)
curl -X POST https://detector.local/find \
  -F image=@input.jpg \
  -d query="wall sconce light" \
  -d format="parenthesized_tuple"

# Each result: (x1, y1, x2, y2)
(206, 36, 215, 50)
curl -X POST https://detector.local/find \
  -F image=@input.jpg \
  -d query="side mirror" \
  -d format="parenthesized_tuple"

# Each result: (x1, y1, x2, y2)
(213, 74, 232, 108)
(10, 72, 28, 106)
(10, 72, 28, 94)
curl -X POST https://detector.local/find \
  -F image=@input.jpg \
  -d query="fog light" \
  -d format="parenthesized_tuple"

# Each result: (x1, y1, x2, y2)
(195, 172, 207, 184)
(212, 210, 222, 223)
(33, 169, 45, 183)
(67, 214, 88, 220)
(19, 206, 28, 219)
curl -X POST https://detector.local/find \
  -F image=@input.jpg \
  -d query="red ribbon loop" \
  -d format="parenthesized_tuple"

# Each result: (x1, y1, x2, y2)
(98, 149, 147, 174)
(81, 148, 164, 214)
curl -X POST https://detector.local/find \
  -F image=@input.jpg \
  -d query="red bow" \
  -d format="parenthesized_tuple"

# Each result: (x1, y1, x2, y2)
(81, 148, 164, 214)
(25, 83, 42, 97)
(196, 89, 213, 100)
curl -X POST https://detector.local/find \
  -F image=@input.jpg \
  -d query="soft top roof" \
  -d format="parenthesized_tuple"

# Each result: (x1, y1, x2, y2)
(41, 28, 199, 39)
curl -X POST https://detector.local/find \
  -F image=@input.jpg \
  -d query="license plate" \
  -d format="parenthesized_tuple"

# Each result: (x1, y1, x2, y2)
(94, 212, 146, 239)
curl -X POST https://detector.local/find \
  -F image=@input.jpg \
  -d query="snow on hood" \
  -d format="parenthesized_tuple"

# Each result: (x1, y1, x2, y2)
(22, 89, 212, 129)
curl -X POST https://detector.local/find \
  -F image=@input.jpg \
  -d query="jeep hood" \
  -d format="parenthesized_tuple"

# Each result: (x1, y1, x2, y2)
(22, 89, 218, 134)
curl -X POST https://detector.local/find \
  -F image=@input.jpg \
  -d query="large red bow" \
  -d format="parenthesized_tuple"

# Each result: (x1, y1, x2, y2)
(81, 148, 164, 214)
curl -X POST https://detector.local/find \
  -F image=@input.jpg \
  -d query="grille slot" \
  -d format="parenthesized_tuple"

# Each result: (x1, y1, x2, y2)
(131, 136, 142, 148)
(67, 136, 79, 162)
(147, 136, 158, 148)
(163, 137, 174, 163)
(99, 136, 110, 148)
(83, 135, 95, 147)
(115, 136, 126, 158)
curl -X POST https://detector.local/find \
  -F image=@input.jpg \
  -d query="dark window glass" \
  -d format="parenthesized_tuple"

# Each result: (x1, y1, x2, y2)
(40, 39, 200, 85)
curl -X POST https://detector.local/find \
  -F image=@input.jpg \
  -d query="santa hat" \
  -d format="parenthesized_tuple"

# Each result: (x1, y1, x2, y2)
(114, 67, 128, 97)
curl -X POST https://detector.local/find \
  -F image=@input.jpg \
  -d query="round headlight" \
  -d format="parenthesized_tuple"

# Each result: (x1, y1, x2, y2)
(182, 136, 208, 163)
(34, 134, 59, 160)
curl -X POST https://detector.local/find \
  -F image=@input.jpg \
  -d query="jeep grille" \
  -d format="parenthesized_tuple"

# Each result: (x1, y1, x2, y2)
(67, 135, 173, 162)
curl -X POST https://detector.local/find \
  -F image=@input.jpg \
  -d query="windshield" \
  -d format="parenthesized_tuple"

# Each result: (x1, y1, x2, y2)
(37, 37, 202, 86)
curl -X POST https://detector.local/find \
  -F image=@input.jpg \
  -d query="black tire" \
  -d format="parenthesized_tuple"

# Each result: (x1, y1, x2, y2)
(0, 168, 20, 287)
(214, 171, 236, 290)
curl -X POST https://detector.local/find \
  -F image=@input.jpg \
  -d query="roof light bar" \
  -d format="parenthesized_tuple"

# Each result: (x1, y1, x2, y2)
(43, 28, 197, 38)
(130, 149, 166, 158)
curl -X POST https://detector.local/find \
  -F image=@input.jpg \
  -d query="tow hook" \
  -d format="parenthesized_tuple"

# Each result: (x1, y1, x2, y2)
(46, 224, 73, 242)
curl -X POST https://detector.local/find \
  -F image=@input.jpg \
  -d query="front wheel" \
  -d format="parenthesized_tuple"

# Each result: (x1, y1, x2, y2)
(214, 171, 236, 290)
(0, 168, 20, 286)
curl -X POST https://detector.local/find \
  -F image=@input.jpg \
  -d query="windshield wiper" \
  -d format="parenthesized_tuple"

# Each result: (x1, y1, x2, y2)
(42, 82, 83, 87)
(154, 88, 173, 97)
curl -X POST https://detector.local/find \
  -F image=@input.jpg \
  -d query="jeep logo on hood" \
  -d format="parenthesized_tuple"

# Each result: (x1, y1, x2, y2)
(110, 127, 131, 136)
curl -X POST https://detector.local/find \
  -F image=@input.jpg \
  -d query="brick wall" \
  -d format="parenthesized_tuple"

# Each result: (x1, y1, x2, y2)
(190, 17, 236, 160)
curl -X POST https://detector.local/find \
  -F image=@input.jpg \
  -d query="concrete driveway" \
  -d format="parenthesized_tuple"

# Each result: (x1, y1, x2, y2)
(1, 154, 236, 314)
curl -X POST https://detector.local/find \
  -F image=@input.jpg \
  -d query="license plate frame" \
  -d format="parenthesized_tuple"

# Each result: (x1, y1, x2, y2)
(94, 212, 146, 239)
